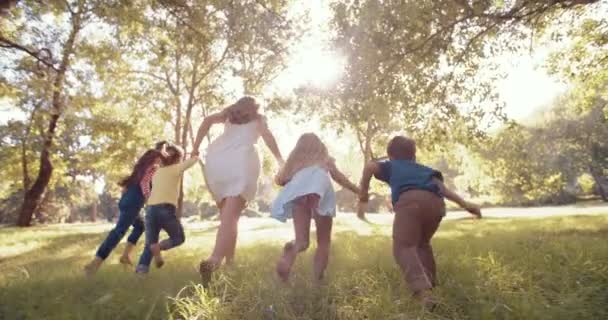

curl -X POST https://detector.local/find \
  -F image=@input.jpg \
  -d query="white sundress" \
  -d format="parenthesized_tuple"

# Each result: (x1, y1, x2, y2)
(204, 120, 261, 204)
(271, 165, 337, 222)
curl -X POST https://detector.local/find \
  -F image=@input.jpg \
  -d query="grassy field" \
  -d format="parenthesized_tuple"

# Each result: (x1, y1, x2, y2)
(1, 213, 607, 320)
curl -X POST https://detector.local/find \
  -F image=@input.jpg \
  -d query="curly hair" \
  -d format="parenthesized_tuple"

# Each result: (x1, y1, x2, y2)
(225, 96, 260, 125)
(118, 149, 163, 187)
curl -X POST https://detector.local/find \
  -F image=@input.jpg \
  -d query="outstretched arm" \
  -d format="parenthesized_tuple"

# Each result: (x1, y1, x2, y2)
(432, 177, 481, 218)
(192, 111, 227, 154)
(328, 160, 360, 194)
(176, 155, 200, 173)
(258, 117, 284, 166)
(359, 161, 380, 202)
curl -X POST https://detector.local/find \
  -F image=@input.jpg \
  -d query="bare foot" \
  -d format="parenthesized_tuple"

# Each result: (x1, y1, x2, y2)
(276, 257, 291, 282)
(119, 254, 133, 266)
(84, 257, 102, 277)
(276, 242, 295, 282)
(150, 243, 164, 268)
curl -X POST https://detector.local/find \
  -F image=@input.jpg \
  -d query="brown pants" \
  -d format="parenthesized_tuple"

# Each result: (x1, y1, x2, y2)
(392, 190, 445, 293)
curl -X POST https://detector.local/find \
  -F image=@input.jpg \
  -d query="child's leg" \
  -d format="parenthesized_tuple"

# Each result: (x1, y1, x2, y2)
(206, 196, 246, 266)
(159, 213, 185, 250)
(313, 212, 332, 282)
(392, 196, 433, 293)
(86, 207, 140, 275)
(136, 207, 161, 273)
(120, 214, 145, 265)
(276, 195, 313, 281)
(417, 195, 444, 286)
(417, 216, 442, 287)
(95, 207, 140, 260)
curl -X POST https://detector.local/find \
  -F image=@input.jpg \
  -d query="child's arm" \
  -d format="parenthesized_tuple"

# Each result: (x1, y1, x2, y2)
(258, 116, 285, 166)
(432, 177, 481, 218)
(176, 155, 200, 173)
(358, 161, 380, 202)
(327, 160, 360, 195)
(357, 161, 380, 220)
(192, 111, 227, 154)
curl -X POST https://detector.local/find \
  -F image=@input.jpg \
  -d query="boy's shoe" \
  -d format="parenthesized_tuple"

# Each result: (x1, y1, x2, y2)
(414, 290, 438, 311)
(150, 243, 164, 269)
(199, 260, 216, 288)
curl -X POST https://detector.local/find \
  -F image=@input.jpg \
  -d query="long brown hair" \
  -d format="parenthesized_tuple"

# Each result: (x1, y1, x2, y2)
(277, 133, 331, 183)
(225, 96, 260, 124)
(162, 144, 184, 166)
(118, 149, 163, 188)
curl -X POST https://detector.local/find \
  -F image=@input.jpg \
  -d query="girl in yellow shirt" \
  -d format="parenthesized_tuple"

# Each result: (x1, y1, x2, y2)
(135, 144, 198, 274)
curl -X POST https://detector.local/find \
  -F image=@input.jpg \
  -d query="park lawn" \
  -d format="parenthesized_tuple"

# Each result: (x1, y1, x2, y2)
(1, 214, 607, 320)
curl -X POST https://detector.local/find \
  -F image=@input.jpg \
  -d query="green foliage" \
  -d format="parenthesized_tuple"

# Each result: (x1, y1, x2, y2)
(578, 174, 596, 195)
(1, 215, 607, 319)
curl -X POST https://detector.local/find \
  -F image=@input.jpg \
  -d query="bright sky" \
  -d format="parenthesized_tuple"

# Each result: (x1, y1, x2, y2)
(262, 0, 570, 154)
(0, 1, 571, 137)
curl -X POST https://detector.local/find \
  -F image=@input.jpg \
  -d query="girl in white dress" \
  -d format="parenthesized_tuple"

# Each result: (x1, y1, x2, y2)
(272, 133, 359, 283)
(192, 96, 284, 284)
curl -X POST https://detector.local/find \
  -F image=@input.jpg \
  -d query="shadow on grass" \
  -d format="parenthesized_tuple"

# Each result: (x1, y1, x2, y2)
(0, 232, 108, 266)
(1, 216, 607, 320)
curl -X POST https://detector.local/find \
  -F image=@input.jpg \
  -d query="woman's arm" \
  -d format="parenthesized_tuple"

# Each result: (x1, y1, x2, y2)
(432, 177, 481, 218)
(258, 116, 284, 166)
(328, 160, 360, 195)
(192, 111, 227, 155)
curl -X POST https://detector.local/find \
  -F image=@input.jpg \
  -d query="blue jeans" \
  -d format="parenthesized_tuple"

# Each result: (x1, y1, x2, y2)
(136, 204, 185, 271)
(96, 206, 145, 260)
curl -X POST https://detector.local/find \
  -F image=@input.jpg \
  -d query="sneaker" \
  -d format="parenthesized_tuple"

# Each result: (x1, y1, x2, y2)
(135, 264, 149, 274)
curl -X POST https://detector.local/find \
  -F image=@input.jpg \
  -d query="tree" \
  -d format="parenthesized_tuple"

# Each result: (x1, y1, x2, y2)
(1, 0, 166, 226)
(295, 0, 601, 170)
(1, 0, 95, 226)
(116, 0, 301, 214)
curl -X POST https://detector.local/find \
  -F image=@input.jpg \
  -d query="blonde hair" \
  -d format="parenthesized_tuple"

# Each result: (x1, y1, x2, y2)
(278, 133, 331, 183)
(225, 96, 260, 124)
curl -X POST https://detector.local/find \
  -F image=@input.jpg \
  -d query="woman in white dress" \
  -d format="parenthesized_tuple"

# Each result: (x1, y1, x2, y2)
(192, 96, 284, 284)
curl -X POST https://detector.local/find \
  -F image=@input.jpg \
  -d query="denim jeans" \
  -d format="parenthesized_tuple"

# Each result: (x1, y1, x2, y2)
(96, 206, 145, 260)
(136, 204, 185, 271)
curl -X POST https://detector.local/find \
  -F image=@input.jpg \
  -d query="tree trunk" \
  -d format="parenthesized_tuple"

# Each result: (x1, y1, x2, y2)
(16, 7, 82, 227)
(590, 169, 608, 202)
(20, 102, 40, 193)
(90, 200, 97, 222)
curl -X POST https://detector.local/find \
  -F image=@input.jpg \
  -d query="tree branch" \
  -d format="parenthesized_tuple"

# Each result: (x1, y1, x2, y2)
(0, 35, 59, 72)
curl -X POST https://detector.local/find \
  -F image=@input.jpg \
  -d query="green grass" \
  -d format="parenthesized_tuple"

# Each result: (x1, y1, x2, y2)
(1, 214, 607, 319)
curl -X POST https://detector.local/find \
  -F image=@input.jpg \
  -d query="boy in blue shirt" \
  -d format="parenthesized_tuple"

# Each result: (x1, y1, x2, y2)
(358, 136, 481, 307)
